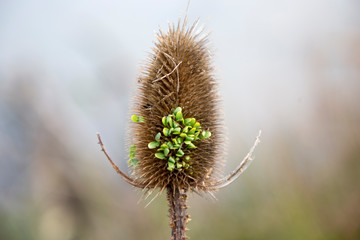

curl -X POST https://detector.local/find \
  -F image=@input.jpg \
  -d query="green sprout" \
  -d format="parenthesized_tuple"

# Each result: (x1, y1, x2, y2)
(129, 114, 146, 166)
(131, 114, 145, 123)
(128, 108, 211, 171)
(147, 107, 211, 172)
(128, 145, 139, 167)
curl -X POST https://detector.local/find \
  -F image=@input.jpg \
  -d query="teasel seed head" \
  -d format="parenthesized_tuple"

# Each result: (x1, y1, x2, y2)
(129, 19, 225, 192)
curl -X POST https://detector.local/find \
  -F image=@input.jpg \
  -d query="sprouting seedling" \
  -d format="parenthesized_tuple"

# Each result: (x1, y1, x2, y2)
(128, 115, 145, 167)
(128, 145, 138, 167)
(96, 18, 261, 240)
(144, 107, 211, 172)
(148, 132, 161, 149)
(131, 114, 145, 123)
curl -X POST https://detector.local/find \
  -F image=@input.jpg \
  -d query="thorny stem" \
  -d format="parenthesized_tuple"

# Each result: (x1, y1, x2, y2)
(167, 186, 190, 240)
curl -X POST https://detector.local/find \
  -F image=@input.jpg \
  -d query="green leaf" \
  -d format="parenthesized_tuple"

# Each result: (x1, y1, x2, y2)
(155, 153, 166, 159)
(167, 116, 174, 128)
(163, 128, 170, 136)
(183, 126, 190, 133)
(148, 141, 159, 149)
(167, 162, 175, 171)
(138, 116, 145, 123)
(187, 143, 196, 149)
(167, 142, 174, 149)
(194, 131, 200, 141)
(155, 132, 161, 142)
(199, 131, 206, 139)
(128, 158, 139, 167)
(175, 111, 183, 122)
(184, 118, 192, 126)
(204, 131, 211, 138)
(131, 115, 139, 122)
(184, 141, 191, 145)
(131, 115, 145, 122)
(173, 121, 179, 128)
(129, 145, 136, 158)
(185, 155, 190, 161)
(194, 122, 201, 129)
(172, 138, 178, 145)
(168, 156, 176, 164)
(177, 137, 183, 144)
(173, 144, 181, 149)
(185, 136, 194, 142)
(160, 143, 169, 149)
(180, 133, 187, 138)
(173, 127, 181, 135)
(176, 163, 183, 169)
(174, 107, 182, 115)
(162, 116, 167, 126)
(188, 128, 196, 135)
(176, 149, 184, 157)
(164, 148, 170, 156)
(184, 118, 196, 127)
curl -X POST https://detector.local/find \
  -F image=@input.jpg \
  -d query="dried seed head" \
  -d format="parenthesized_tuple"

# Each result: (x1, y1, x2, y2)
(130, 19, 224, 192)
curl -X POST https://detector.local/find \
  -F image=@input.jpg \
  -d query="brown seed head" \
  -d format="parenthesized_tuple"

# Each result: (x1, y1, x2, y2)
(130, 19, 224, 192)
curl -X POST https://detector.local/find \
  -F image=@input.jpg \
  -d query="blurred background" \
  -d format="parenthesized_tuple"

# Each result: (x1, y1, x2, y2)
(0, 0, 359, 239)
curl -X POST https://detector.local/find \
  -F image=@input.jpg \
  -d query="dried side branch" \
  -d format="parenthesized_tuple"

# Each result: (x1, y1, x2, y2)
(96, 133, 145, 188)
(202, 130, 262, 190)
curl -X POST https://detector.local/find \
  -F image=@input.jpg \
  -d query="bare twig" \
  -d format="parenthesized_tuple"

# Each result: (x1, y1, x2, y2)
(152, 59, 182, 84)
(96, 133, 145, 188)
(202, 130, 262, 190)
(160, 51, 182, 93)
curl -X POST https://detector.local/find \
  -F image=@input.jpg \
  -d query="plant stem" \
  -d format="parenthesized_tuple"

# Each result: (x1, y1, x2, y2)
(167, 186, 189, 240)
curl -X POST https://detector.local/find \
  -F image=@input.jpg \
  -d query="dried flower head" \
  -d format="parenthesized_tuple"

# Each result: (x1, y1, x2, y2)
(97, 18, 261, 240)
(129, 18, 225, 192)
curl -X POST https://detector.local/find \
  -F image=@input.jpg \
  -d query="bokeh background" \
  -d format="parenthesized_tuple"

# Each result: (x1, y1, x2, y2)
(1, 0, 359, 239)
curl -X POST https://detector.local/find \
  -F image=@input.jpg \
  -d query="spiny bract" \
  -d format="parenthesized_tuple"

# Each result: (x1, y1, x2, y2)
(130, 19, 224, 192)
